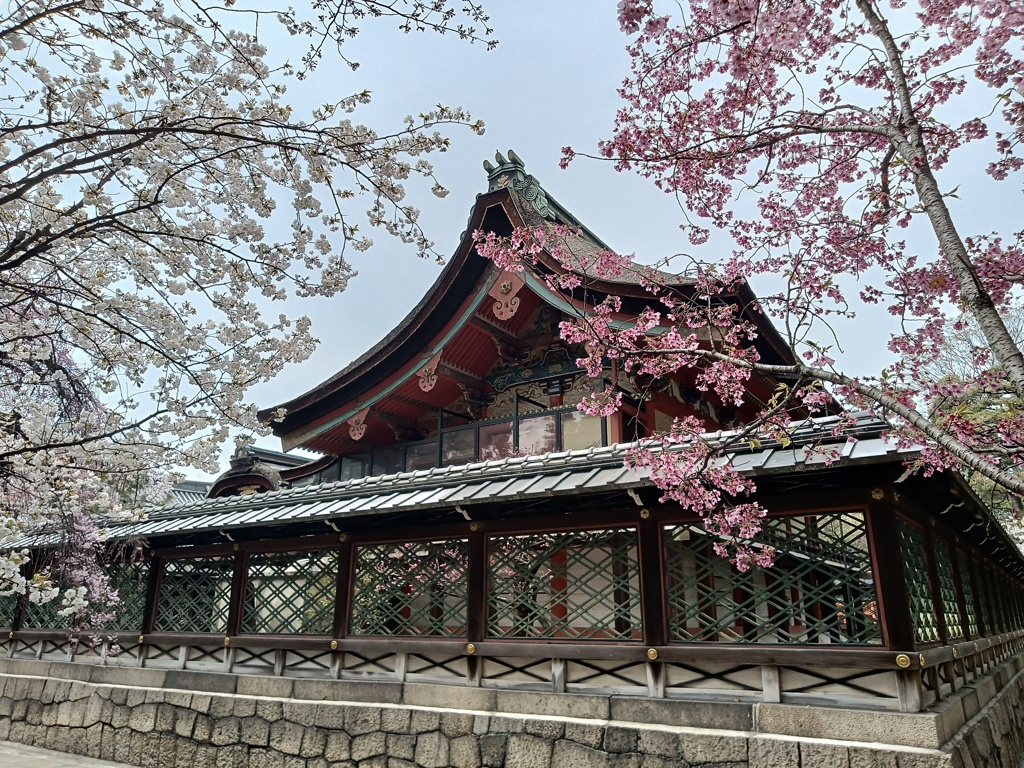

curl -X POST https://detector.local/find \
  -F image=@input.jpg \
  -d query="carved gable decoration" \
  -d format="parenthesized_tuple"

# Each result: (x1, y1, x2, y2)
(348, 407, 370, 441)
(488, 270, 525, 321)
(418, 352, 443, 393)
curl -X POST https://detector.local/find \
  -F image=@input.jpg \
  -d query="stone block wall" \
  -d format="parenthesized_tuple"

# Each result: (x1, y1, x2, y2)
(0, 655, 1020, 768)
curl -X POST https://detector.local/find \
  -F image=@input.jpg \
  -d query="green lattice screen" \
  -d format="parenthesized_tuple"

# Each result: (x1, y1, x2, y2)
(979, 568, 1000, 632)
(664, 513, 882, 644)
(957, 555, 979, 636)
(154, 557, 233, 634)
(990, 572, 1007, 632)
(21, 580, 71, 629)
(898, 520, 940, 644)
(934, 542, 963, 639)
(973, 560, 993, 634)
(0, 593, 19, 628)
(104, 561, 150, 631)
(487, 528, 642, 641)
(350, 539, 468, 637)
(242, 550, 337, 635)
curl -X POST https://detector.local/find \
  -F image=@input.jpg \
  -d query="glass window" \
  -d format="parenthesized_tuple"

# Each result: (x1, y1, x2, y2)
(561, 412, 603, 451)
(479, 421, 513, 461)
(154, 557, 234, 634)
(242, 550, 337, 635)
(441, 428, 475, 467)
(320, 460, 342, 483)
(518, 413, 557, 456)
(664, 512, 882, 645)
(405, 440, 438, 471)
(340, 454, 368, 481)
(372, 446, 404, 476)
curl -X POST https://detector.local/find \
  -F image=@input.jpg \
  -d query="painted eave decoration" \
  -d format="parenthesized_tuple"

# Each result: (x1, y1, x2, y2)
(257, 152, 802, 456)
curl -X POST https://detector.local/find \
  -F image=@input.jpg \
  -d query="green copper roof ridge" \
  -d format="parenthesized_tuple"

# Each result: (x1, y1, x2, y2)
(483, 148, 613, 252)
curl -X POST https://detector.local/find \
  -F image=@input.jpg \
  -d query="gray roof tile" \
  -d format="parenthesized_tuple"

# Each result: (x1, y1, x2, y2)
(8, 413, 916, 546)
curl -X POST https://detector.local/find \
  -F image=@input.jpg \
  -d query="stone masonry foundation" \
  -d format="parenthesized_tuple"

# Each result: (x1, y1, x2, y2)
(0, 654, 1020, 768)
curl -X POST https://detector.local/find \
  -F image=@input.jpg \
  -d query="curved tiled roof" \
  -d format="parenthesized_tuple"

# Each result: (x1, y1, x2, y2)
(260, 158, 802, 448)
(10, 413, 910, 544)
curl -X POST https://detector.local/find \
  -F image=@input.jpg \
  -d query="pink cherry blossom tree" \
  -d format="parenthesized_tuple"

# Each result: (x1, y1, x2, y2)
(0, 0, 492, 616)
(483, 0, 1024, 564)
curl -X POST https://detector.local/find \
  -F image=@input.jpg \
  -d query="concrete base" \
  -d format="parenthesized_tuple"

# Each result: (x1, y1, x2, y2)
(0, 654, 1020, 767)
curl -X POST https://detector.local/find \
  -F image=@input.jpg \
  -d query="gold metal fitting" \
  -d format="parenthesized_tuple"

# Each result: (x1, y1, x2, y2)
(224, 637, 231, 647)
(974, 642, 979, 652)
(138, 635, 145, 644)
(466, 643, 476, 655)
(919, 654, 926, 668)
(330, 640, 338, 651)
(895, 654, 911, 669)
(640, 509, 650, 520)
(339, 533, 349, 543)
(952, 647, 958, 658)
(7, 631, 12, 640)
(646, 648, 659, 661)
(469, 523, 479, 532)
(232, 543, 239, 552)
(871, 488, 884, 500)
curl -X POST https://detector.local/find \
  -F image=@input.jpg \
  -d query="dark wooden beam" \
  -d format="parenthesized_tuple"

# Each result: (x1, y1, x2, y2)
(226, 550, 247, 637)
(867, 501, 915, 650)
(467, 530, 486, 644)
(334, 540, 352, 639)
(470, 313, 519, 347)
(638, 515, 666, 647)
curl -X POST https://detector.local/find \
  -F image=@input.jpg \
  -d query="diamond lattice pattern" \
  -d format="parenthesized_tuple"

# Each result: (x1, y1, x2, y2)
(958, 556, 979, 637)
(487, 528, 642, 640)
(242, 550, 337, 635)
(898, 520, 940, 644)
(105, 561, 150, 631)
(665, 513, 882, 644)
(154, 557, 233, 634)
(934, 542, 963, 639)
(0, 594, 18, 628)
(22, 585, 70, 629)
(350, 539, 468, 637)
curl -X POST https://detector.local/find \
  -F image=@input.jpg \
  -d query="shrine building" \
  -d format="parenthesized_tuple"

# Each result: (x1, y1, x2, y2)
(1, 153, 1023, 768)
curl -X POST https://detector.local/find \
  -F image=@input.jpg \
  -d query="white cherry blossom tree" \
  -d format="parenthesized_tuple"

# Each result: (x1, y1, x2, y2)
(0, 0, 490, 621)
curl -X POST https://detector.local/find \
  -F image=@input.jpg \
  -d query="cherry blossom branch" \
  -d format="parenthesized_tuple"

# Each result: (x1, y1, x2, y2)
(664, 345, 1024, 497)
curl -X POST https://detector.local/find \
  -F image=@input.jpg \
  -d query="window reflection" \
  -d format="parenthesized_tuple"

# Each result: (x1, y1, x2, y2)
(519, 413, 557, 456)
(405, 440, 438, 471)
(441, 428, 475, 467)
(479, 421, 513, 460)
(562, 412, 602, 451)
(332, 409, 608, 482)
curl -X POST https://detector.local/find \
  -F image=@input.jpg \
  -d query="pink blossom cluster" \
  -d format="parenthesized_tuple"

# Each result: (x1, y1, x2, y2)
(476, 0, 1024, 555)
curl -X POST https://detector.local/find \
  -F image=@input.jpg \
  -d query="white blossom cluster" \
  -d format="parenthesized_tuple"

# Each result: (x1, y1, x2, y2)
(0, 0, 490, 616)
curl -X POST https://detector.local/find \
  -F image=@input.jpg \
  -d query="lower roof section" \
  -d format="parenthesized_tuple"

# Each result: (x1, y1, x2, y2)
(18, 413, 911, 544)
